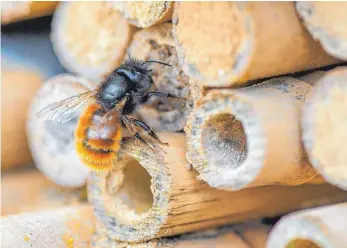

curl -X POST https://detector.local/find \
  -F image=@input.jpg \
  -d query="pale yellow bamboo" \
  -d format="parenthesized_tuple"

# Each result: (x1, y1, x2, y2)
(267, 203, 347, 248)
(51, 2, 135, 81)
(1, 205, 95, 248)
(1, 169, 86, 216)
(27, 74, 95, 187)
(186, 77, 321, 191)
(88, 133, 347, 242)
(302, 67, 347, 190)
(1, 1, 58, 24)
(296, 2, 347, 60)
(111, 1, 173, 28)
(173, 2, 340, 87)
(1, 69, 42, 170)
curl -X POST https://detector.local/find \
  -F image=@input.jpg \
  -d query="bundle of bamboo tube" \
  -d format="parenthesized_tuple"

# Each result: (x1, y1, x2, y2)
(3, 1, 347, 247)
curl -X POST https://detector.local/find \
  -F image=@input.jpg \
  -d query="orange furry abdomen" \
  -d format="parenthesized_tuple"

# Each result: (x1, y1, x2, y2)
(75, 103, 122, 170)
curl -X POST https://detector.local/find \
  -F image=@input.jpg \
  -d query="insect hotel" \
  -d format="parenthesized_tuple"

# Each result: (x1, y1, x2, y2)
(1, 2, 347, 248)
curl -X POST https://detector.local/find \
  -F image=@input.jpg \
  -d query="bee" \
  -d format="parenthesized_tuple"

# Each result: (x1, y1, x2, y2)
(37, 58, 175, 171)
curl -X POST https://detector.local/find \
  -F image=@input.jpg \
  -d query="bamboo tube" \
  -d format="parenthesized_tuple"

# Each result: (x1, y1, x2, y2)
(296, 2, 347, 60)
(186, 76, 321, 191)
(92, 222, 269, 248)
(173, 2, 340, 87)
(302, 67, 347, 191)
(1, 205, 95, 248)
(1, 69, 42, 170)
(51, 2, 135, 81)
(88, 132, 347, 242)
(27, 74, 95, 188)
(111, 1, 173, 28)
(1, 169, 86, 216)
(127, 23, 193, 131)
(1, 1, 58, 25)
(267, 203, 347, 248)
(299, 70, 326, 86)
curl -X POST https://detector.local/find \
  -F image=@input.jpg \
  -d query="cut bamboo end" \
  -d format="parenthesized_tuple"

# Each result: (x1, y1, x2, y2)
(173, 2, 340, 87)
(27, 74, 96, 188)
(51, 2, 135, 81)
(92, 221, 269, 248)
(1, 205, 95, 248)
(1, 1, 58, 25)
(267, 203, 347, 248)
(302, 67, 347, 190)
(296, 2, 347, 61)
(1, 169, 86, 216)
(127, 23, 192, 131)
(111, 1, 173, 28)
(88, 133, 347, 242)
(1, 69, 42, 170)
(186, 77, 320, 191)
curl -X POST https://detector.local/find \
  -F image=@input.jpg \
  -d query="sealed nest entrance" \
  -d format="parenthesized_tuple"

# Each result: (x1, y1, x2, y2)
(106, 158, 153, 223)
(286, 239, 322, 248)
(201, 113, 248, 169)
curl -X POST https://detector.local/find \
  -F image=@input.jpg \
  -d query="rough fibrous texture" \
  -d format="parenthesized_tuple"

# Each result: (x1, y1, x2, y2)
(302, 67, 347, 190)
(1, 205, 95, 248)
(186, 77, 321, 191)
(267, 203, 347, 248)
(1, 69, 42, 170)
(1, 1, 58, 24)
(111, 1, 173, 28)
(88, 133, 347, 242)
(27, 74, 96, 188)
(173, 2, 340, 87)
(127, 23, 193, 131)
(296, 2, 347, 60)
(51, 2, 135, 81)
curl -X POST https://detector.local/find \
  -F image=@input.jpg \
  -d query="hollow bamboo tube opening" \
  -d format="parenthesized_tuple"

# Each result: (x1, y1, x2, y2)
(1, 1, 58, 25)
(186, 77, 320, 191)
(51, 2, 135, 81)
(296, 2, 347, 60)
(173, 2, 340, 87)
(111, 1, 173, 28)
(88, 133, 347, 242)
(127, 23, 192, 131)
(302, 67, 347, 190)
(1, 205, 95, 248)
(266, 203, 347, 248)
(27, 74, 95, 187)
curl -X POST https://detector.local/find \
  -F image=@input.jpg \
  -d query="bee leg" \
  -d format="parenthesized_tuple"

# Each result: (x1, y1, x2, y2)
(141, 92, 184, 103)
(129, 118, 169, 147)
(122, 116, 158, 151)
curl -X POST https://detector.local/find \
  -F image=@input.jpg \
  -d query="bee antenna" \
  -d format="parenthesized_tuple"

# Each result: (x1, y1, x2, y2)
(145, 60, 172, 67)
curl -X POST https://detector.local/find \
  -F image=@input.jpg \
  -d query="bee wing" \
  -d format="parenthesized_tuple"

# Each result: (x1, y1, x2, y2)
(37, 90, 98, 123)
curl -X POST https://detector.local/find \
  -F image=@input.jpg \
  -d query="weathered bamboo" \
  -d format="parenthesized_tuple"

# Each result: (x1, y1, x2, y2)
(92, 221, 269, 248)
(111, 1, 173, 28)
(1, 169, 86, 216)
(1, 69, 42, 170)
(127, 23, 194, 131)
(302, 67, 347, 191)
(267, 203, 347, 248)
(27, 74, 95, 187)
(1, 205, 95, 248)
(51, 2, 135, 81)
(88, 132, 347, 242)
(186, 76, 322, 191)
(296, 2, 347, 60)
(173, 2, 340, 87)
(1, 1, 58, 25)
